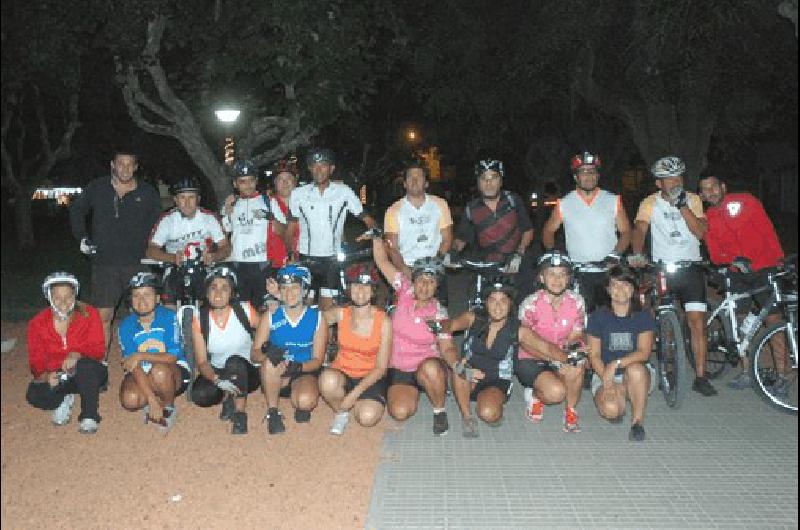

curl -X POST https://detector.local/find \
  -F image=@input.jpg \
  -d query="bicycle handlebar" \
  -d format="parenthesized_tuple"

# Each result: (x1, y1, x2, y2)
(447, 259, 507, 274)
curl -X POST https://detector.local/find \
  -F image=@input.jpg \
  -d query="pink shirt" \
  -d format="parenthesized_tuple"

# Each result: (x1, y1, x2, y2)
(389, 273, 450, 372)
(517, 289, 585, 360)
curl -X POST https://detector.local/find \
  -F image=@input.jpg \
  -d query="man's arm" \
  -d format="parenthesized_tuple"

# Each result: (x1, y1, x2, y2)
(680, 195, 707, 240)
(438, 225, 454, 257)
(146, 242, 179, 265)
(69, 184, 91, 241)
(359, 212, 377, 229)
(614, 199, 632, 253)
(631, 220, 650, 255)
(541, 207, 562, 251)
(285, 219, 298, 259)
(517, 228, 534, 255)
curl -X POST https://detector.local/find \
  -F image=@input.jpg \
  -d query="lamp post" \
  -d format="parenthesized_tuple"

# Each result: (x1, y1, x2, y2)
(214, 108, 240, 165)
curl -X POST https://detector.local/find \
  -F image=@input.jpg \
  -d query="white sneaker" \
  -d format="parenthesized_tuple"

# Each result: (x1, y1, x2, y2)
(329, 411, 350, 435)
(51, 394, 75, 426)
(158, 406, 177, 435)
(78, 418, 99, 434)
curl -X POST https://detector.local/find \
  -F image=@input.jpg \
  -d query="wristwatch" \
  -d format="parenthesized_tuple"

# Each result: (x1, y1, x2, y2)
(615, 359, 622, 370)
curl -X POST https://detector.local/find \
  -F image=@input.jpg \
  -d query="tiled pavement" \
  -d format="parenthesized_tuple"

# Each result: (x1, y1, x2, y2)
(366, 374, 797, 529)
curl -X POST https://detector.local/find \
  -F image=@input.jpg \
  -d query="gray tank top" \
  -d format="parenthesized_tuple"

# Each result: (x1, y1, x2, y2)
(560, 189, 619, 263)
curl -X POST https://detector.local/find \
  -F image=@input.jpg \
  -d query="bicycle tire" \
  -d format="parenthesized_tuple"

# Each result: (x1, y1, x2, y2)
(656, 310, 690, 409)
(181, 306, 196, 403)
(749, 320, 797, 414)
(690, 300, 731, 380)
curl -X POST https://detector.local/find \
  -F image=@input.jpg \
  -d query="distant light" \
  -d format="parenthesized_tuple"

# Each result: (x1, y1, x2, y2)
(215, 109, 240, 123)
(530, 192, 538, 200)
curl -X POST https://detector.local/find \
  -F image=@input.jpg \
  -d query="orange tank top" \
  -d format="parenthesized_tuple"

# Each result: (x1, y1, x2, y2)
(332, 306, 385, 378)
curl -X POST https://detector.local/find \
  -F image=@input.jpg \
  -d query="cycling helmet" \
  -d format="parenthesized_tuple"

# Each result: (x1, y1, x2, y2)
(571, 151, 602, 172)
(231, 159, 258, 178)
(41, 271, 80, 299)
(481, 275, 516, 301)
(651, 156, 686, 179)
(474, 158, 505, 179)
(305, 147, 335, 166)
(274, 157, 298, 176)
(205, 265, 239, 292)
(411, 256, 444, 281)
(275, 264, 312, 288)
(128, 272, 162, 291)
(171, 176, 201, 195)
(537, 251, 574, 271)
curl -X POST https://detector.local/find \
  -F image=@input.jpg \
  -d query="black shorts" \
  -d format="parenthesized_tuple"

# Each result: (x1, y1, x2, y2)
(232, 261, 272, 307)
(299, 255, 341, 299)
(728, 269, 779, 314)
(343, 373, 387, 405)
(469, 378, 512, 402)
(213, 360, 261, 394)
(91, 263, 146, 309)
(162, 266, 206, 305)
(515, 359, 556, 388)
(278, 368, 321, 398)
(664, 264, 707, 312)
(574, 270, 609, 313)
(387, 358, 450, 390)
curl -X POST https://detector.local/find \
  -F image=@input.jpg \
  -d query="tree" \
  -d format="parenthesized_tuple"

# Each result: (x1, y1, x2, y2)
(111, 0, 401, 204)
(1, 1, 85, 248)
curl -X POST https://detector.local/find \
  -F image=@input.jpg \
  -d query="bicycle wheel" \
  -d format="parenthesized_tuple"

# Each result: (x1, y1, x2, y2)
(655, 310, 690, 408)
(749, 320, 798, 414)
(181, 306, 196, 402)
(691, 300, 731, 379)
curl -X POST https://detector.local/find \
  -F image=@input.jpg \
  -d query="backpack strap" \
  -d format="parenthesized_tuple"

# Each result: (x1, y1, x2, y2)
(232, 301, 255, 338)
(200, 305, 211, 346)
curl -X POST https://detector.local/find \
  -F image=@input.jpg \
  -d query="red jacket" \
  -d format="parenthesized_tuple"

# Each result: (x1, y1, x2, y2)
(705, 192, 784, 271)
(267, 196, 297, 267)
(27, 304, 105, 378)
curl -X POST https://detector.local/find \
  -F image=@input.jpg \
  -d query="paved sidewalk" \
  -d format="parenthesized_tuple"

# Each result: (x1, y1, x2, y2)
(366, 372, 798, 529)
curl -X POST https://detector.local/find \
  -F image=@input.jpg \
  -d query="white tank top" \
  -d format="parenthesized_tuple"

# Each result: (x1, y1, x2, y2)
(194, 302, 256, 369)
(559, 189, 619, 263)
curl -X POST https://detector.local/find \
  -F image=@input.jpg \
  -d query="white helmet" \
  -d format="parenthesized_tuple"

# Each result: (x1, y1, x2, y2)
(651, 156, 686, 179)
(41, 271, 80, 319)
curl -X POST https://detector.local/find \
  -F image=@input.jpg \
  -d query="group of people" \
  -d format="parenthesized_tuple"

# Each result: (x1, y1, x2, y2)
(26, 144, 786, 442)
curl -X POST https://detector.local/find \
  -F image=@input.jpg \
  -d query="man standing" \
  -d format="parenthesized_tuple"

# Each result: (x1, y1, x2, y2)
(629, 156, 717, 396)
(542, 151, 631, 311)
(286, 147, 377, 310)
(384, 160, 453, 304)
(69, 147, 162, 349)
(452, 158, 535, 302)
(221, 159, 287, 309)
(699, 174, 785, 389)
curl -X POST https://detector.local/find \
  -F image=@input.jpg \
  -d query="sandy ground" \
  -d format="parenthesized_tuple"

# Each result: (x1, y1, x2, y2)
(1, 321, 387, 529)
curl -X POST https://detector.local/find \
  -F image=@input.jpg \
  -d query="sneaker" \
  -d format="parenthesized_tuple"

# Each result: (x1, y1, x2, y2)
(231, 411, 248, 435)
(771, 375, 791, 397)
(526, 398, 544, 423)
(219, 395, 235, 421)
(51, 394, 75, 426)
(294, 409, 312, 423)
(693, 376, 718, 396)
(158, 406, 177, 435)
(265, 408, 286, 435)
(563, 407, 580, 433)
(433, 411, 449, 436)
(461, 417, 478, 438)
(78, 418, 99, 434)
(628, 422, 646, 442)
(727, 371, 751, 390)
(329, 411, 350, 435)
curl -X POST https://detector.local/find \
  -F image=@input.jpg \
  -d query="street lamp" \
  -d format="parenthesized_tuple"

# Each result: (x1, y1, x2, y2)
(214, 108, 241, 165)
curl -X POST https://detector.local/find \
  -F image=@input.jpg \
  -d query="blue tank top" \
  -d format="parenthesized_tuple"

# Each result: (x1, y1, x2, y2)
(269, 306, 320, 363)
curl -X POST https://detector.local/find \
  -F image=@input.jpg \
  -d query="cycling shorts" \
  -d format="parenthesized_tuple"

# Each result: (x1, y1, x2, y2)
(663, 264, 707, 312)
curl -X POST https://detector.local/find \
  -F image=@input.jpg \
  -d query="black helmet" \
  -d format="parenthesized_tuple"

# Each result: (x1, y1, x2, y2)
(411, 256, 444, 281)
(205, 265, 239, 294)
(305, 147, 335, 166)
(481, 275, 516, 301)
(128, 272, 161, 291)
(231, 159, 258, 178)
(475, 158, 505, 179)
(171, 176, 201, 195)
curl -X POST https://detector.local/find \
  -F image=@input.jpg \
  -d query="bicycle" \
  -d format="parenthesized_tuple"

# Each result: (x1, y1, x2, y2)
(746, 257, 798, 413)
(443, 258, 507, 312)
(636, 260, 695, 409)
(141, 250, 209, 401)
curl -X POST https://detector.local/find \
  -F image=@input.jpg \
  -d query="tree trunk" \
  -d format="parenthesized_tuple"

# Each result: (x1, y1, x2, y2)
(14, 189, 35, 249)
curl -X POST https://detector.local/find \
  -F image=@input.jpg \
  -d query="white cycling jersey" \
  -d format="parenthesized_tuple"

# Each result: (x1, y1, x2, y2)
(289, 182, 363, 257)
(221, 193, 287, 263)
(149, 208, 226, 257)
